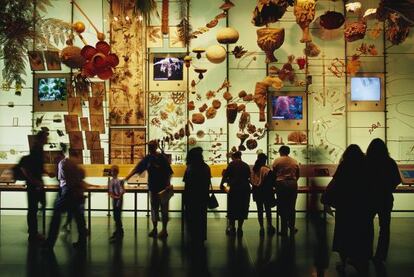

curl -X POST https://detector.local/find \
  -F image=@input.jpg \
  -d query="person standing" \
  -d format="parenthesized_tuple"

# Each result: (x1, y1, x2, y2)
(124, 140, 173, 239)
(108, 165, 125, 241)
(321, 144, 372, 273)
(183, 147, 211, 243)
(366, 138, 401, 264)
(20, 130, 48, 243)
(272, 146, 299, 237)
(221, 151, 251, 237)
(44, 149, 87, 249)
(251, 153, 276, 236)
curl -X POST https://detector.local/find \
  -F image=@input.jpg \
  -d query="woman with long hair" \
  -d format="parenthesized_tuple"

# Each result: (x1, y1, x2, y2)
(183, 147, 211, 243)
(366, 138, 401, 264)
(322, 144, 372, 274)
(251, 153, 276, 236)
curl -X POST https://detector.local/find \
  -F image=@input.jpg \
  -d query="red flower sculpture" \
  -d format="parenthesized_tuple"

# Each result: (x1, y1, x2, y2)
(80, 41, 119, 80)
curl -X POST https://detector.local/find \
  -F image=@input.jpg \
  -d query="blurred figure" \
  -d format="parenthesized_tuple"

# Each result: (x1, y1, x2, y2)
(322, 144, 372, 274)
(221, 151, 251, 237)
(272, 145, 299, 237)
(44, 150, 87, 249)
(108, 165, 125, 242)
(124, 140, 173, 239)
(366, 138, 401, 264)
(251, 153, 276, 236)
(183, 147, 211, 244)
(20, 130, 48, 243)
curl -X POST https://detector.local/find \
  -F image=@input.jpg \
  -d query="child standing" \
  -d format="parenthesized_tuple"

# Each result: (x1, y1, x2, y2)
(108, 165, 125, 241)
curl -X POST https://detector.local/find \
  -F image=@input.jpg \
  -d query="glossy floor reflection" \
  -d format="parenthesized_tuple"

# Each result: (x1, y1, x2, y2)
(0, 215, 413, 276)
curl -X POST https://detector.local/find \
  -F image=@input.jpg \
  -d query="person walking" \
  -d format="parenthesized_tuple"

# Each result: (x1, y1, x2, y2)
(251, 153, 276, 236)
(124, 140, 173, 239)
(366, 138, 401, 265)
(20, 130, 48, 243)
(183, 147, 211, 244)
(221, 151, 251, 237)
(272, 146, 299, 237)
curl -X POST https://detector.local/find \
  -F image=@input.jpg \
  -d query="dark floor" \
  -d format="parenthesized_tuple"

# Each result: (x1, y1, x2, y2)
(0, 214, 413, 277)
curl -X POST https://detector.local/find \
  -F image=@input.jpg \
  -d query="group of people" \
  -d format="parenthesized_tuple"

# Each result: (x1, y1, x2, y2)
(321, 139, 401, 273)
(121, 141, 300, 244)
(19, 131, 87, 249)
(19, 132, 401, 273)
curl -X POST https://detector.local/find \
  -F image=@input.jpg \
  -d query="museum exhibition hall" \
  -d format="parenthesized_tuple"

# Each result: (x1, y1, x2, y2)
(0, 0, 414, 276)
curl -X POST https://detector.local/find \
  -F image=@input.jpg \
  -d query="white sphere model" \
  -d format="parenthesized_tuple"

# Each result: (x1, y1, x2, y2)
(216, 27, 239, 44)
(206, 45, 227, 64)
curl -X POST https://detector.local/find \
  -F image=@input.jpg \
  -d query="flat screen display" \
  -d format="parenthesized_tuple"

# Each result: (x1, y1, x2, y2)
(271, 95, 303, 120)
(38, 77, 67, 101)
(153, 56, 184, 81)
(401, 170, 414, 179)
(351, 77, 381, 101)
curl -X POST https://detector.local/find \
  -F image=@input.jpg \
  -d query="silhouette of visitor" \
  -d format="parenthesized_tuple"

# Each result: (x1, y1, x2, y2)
(183, 147, 211, 243)
(124, 140, 173, 239)
(322, 144, 372, 274)
(108, 165, 125, 242)
(366, 138, 401, 264)
(20, 130, 48, 243)
(221, 151, 251, 237)
(44, 146, 87, 250)
(272, 145, 299, 237)
(251, 153, 276, 236)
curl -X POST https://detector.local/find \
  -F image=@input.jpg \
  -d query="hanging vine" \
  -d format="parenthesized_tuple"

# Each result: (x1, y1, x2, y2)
(177, 0, 192, 47)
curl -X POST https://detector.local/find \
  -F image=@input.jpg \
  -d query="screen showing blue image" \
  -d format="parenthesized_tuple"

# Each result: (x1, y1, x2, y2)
(38, 77, 67, 101)
(271, 96, 303, 120)
(351, 77, 381, 101)
(401, 170, 414, 179)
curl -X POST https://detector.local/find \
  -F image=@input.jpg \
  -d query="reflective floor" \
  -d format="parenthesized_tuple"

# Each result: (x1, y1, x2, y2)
(0, 214, 413, 277)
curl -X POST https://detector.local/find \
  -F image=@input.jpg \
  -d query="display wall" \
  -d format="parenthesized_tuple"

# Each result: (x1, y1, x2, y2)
(1, 0, 414, 215)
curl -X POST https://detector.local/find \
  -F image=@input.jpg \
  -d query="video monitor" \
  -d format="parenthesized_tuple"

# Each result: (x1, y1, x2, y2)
(271, 95, 303, 120)
(153, 56, 184, 81)
(34, 73, 69, 111)
(348, 73, 384, 112)
(268, 92, 307, 131)
(149, 53, 187, 91)
(37, 77, 67, 101)
(351, 77, 381, 101)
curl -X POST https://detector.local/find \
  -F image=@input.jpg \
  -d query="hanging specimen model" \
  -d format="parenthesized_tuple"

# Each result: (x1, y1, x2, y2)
(319, 11, 345, 30)
(252, 0, 291, 27)
(161, 0, 169, 35)
(216, 27, 239, 44)
(256, 27, 285, 63)
(293, 0, 316, 43)
(254, 82, 268, 122)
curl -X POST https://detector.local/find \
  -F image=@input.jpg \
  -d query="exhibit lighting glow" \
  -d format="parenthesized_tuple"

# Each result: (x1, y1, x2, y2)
(113, 16, 119, 21)
(125, 15, 130, 21)
(138, 15, 143, 21)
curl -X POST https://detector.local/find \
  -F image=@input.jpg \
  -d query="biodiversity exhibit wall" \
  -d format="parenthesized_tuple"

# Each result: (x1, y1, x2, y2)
(0, 0, 413, 215)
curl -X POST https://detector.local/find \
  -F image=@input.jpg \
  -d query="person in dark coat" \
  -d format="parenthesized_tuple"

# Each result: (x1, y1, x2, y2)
(20, 130, 48, 243)
(366, 138, 401, 264)
(221, 151, 251, 237)
(183, 147, 211, 243)
(322, 144, 372, 274)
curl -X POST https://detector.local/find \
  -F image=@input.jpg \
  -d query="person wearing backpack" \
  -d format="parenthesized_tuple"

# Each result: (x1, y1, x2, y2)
(20, 130, 49, 243)
(251, 153, 276, 237)
(124, 140, 173, 239)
